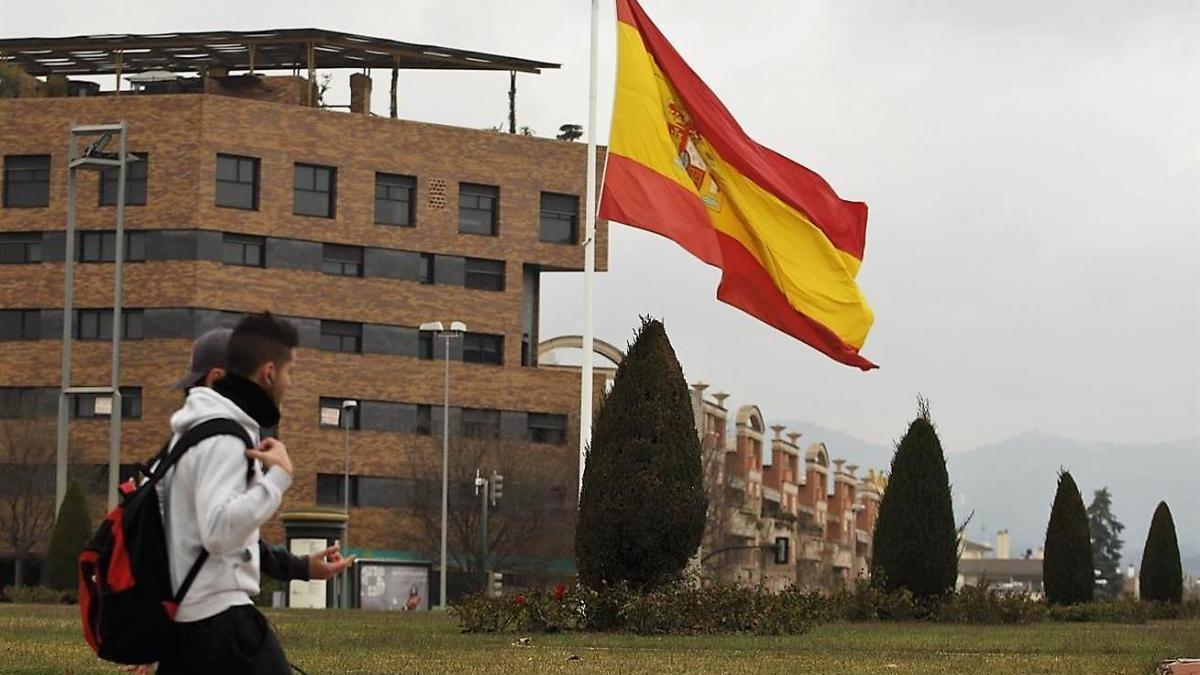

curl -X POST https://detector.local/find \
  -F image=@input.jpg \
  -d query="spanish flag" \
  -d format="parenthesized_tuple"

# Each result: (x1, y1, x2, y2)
(600, 0, 877, 370)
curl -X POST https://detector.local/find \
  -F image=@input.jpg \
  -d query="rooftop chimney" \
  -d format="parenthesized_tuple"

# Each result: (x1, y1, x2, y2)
(833, 458, 846, 474)
(770, 424, 785, 440)
(786, 432, 802, 445)
(712, 391, 730, 408)
(995, 529, 1011, 559)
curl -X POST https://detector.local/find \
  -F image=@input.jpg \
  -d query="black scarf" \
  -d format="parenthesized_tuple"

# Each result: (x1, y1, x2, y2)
(212, 373, 281, 430)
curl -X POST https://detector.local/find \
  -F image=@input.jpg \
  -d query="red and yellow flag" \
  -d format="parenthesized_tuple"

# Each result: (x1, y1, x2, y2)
(600, 0, 876, 369)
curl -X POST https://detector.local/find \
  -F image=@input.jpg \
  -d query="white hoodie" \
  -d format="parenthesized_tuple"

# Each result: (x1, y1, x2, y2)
(157, 386, 293, 623)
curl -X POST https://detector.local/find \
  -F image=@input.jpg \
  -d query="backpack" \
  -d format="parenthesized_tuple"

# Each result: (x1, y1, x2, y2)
(78, 418, 253, 665)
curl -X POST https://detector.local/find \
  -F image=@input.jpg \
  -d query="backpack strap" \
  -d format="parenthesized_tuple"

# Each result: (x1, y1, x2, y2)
(150, 419, 253, 487)
(157, 418, 255, 607)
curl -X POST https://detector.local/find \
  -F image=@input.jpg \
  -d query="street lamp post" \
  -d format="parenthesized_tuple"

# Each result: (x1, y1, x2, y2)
(420, 320, 465, 610)
(341, 399, 358, 609)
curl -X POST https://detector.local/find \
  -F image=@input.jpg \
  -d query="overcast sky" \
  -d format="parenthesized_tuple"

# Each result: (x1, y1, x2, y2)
(7, 1, 1197, 451)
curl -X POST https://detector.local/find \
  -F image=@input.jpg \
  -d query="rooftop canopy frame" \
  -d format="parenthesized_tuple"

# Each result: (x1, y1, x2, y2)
(0, 28, 559, 77)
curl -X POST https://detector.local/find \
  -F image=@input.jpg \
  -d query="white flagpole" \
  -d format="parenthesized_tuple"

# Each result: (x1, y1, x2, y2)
(579, 0, 600, 500)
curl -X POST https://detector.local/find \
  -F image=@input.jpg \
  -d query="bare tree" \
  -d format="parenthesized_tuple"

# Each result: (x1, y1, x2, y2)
(0, 413, 71, 587)
(404, 436, 574, 585)
(699, 426, 741, 582)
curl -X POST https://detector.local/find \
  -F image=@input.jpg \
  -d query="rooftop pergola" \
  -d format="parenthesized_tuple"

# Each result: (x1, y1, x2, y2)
(0, 28, 559, 76)
(0, 28, 558, 113)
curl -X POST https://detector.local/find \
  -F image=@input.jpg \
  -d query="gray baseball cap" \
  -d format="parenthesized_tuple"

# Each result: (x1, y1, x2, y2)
(172, 328, 232, 390)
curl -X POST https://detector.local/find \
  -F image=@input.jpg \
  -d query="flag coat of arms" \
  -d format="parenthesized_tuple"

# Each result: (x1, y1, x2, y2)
(599, 0, 877, 370)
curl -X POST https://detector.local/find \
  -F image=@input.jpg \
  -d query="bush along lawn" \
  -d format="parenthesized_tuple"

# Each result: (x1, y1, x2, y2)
(453, 578, 1200, 635)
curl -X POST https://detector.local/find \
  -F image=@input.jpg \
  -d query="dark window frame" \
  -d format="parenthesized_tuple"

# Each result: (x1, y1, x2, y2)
(293, 163, 337, 218)
(461, 407, 501, 439)
(539, 192, 579, 244)
(462, 333, 503, 365)
(78, 231, 146, 263)
(318, 397, 361, 429)
(222, 233, 265, 267)
(4, 155, 51, 208)
(319, 321, 363, 353)
(75, 309, 144, 341)
(73, 387, 141, 419)
(321, 243, 364, 277)
(0, 309, 40, 341)
(419, 253, 435, 285)
(528, 413, 567, 445)
(415, 405, 432, 435)
(99, 155, 148, 206)
(458, 183, 499, 236)
(374, 173, 416, 227)
(464, 258, 505, 291)
(0, 232, 43, 264)
(215, 154, 260, 210)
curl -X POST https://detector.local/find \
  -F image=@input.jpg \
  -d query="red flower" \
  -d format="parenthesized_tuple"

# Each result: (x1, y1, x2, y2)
(553, 583, 567, 603)
(514, 593, 527, 606)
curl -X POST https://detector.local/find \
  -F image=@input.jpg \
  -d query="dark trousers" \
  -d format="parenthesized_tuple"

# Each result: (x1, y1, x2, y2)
(157, 605, 291, 675)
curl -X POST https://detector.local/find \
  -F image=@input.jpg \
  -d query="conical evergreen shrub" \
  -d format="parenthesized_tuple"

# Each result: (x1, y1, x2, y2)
(870, 398, 958, 599)
(575, 318, 707, 590)
(1140, 501, 1183, 603)
(44, 480, 91, 591)
(1043, 471, 1094, 604)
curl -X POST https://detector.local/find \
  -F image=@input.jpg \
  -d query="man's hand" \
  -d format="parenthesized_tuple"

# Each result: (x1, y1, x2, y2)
(246, 438, 294, 477)
(308, 543, 355, 580)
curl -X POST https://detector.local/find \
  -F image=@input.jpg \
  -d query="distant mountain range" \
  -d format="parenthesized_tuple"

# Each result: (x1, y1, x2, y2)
(780, 421, 1199, 574)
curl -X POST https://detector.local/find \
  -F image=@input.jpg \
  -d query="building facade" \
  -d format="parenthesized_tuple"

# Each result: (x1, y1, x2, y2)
(691, 384, 885, 592)
(0, 31, 608, 587)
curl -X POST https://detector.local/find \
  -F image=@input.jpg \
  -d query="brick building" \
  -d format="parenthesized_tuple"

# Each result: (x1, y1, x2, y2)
(691, 384, 885, 591)
(0, 29, 608, 587)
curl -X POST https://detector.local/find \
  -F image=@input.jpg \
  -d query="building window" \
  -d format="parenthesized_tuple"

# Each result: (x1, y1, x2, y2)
(318, 397, 360, 429)
(375, 173, 415, 226)
(215, 154, 259, 210)
(419, 253, 435, 285)
(464, 258, 505, 291)
(461, 408, 501, 439)
(0, 310, 39, 341)
(99, 155, 148, 206)
(78, 231, 146, 262)
(415, 404, 432, 435)
(458, 183, 498, 236)
(294, 163, 336, 218)
(528, 413, 567, 445)
(4, 155, 51, 207)
(418, 332, 434, 360)
(0, 387, 52, 418)
(321, 244, 363, 277)
(539, 192, 578, 244)
(76, 309, 144, 340)
(74, 387, 141, 419)
(463, 333, 503, 365)
(0, 232, 43, 264)
(316, 473, 357, 507)
(222, 233, 265, 267)
(319, 321, 362, 353)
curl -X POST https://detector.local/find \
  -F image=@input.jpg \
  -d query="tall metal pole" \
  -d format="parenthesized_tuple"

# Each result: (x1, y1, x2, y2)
(56, 124, 78, 515)
(480, 474, 489, 592)
(579, 0, 600, 501)
(439, 333, 451, 609)
(107, 120, 128, 512)
(342, 410, 351, 608)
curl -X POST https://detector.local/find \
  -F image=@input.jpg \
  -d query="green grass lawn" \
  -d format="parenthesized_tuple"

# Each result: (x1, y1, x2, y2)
(1, 604, 1196, 674)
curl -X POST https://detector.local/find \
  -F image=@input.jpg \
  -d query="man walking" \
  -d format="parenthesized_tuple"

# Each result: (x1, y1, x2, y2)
(173, 327, 353, 585)
(156, 312, 302, 674)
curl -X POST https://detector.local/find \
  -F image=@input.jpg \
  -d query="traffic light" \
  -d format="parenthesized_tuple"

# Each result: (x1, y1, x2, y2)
(490, 472, 503, 506)
(491, 572, 503, 597)
(773, 537, 790, 565)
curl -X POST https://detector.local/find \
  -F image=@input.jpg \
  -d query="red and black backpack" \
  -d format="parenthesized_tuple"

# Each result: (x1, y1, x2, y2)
(78, 418, 252, 665)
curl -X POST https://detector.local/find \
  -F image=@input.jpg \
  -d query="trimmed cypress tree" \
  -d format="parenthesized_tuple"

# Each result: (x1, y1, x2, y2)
(44, 480, 91, 591)
(870, 397, 958, 599)
(1140, 501, 1183, 603)
(575, 318, 707, 590)
(1043, 471, 1094, 604)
